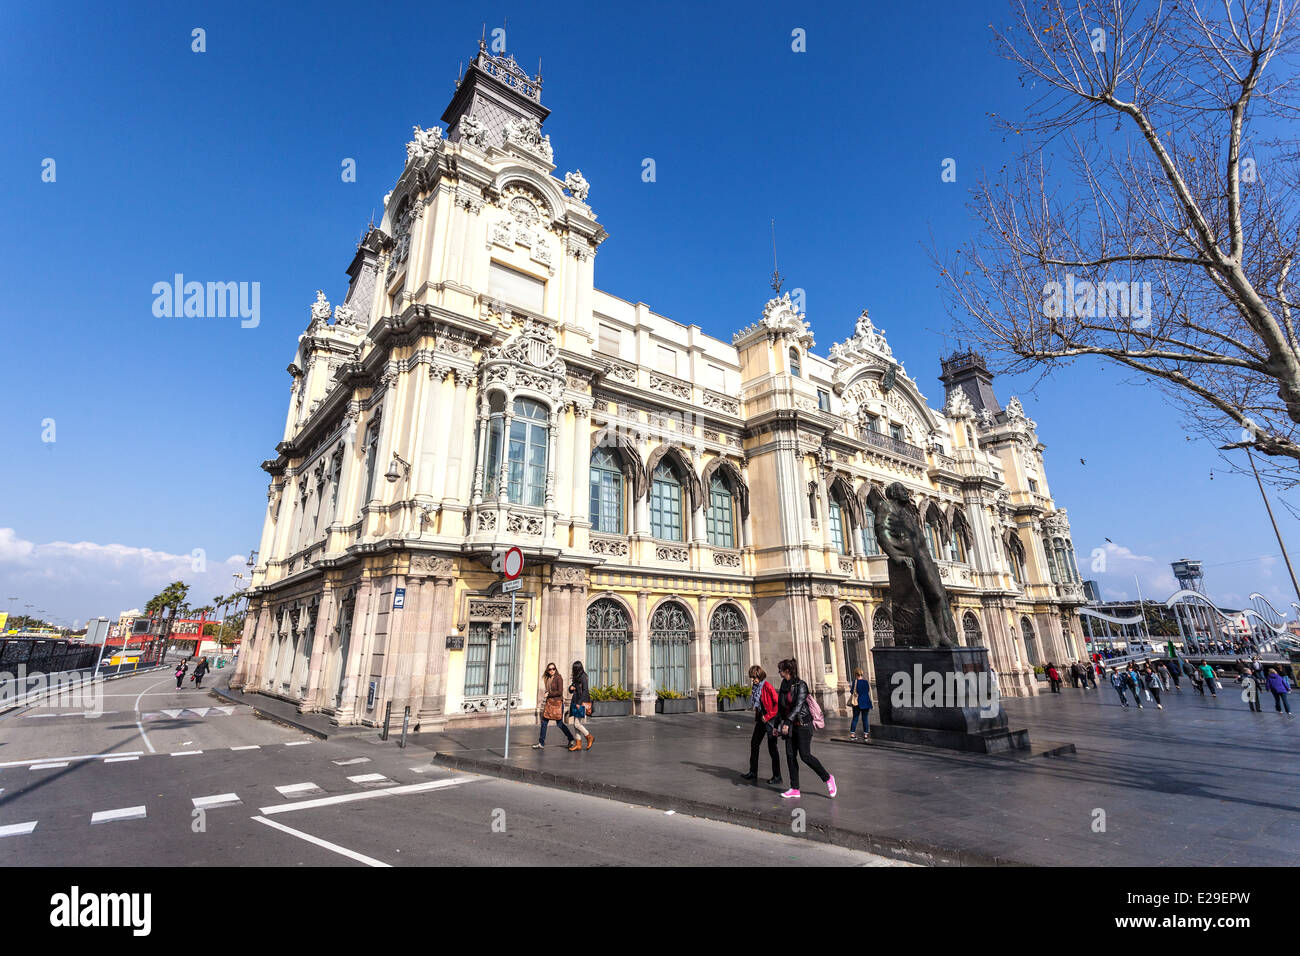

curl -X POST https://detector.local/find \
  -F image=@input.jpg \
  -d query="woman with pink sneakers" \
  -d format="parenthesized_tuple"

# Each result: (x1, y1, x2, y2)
(773, 658, 835, 799)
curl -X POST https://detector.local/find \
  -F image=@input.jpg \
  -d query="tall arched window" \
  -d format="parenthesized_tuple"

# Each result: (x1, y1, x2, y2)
(873, 607, 894, 647)
(706, 475, 736, 548)
(863, 510, 880, 555)
(828, 493, 852, 555)
(586, 598, 631, 689)
(709, 603, 747, 688)
(650, 601, 692, 694)
(962, 611, 982, 646)
(485, 397, 549, 506)
(925, 512, 946, 560)
(841, 605, 864, 676)
(1021, 615, 1040, 665)
(650, 461, 684, 541)
(589, 448, 624, 534)
(1044, 538, 1061, 583)
(789, 347, 801, 378)
(1006, 535, 1026, 585)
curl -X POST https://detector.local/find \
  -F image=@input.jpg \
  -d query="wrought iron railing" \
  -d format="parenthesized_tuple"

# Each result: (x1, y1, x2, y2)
(862, 428, 926, 462)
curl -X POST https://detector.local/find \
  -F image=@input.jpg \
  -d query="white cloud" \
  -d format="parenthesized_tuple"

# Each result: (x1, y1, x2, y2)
(0, 528, 247, 627)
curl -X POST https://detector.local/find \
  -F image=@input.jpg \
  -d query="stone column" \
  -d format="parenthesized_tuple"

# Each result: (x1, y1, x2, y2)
(302, 584, 335, 713)
(694, 593, 713, 708)
(496, 407, 513, 505)
(472, 393, 490, 506)
(417, 560, 456, 721)
(635, 589, 652, 714)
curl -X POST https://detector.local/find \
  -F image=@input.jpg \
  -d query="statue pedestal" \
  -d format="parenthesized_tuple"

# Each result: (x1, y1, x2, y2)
(871, 646, 1030, 754)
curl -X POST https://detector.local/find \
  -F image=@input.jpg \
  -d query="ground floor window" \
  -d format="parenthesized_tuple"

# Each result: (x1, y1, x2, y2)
(464, 621, 520, 697)
(586, 598, 630, 689)
(650, 601, 692, 694)
(709, 603, 747, 689)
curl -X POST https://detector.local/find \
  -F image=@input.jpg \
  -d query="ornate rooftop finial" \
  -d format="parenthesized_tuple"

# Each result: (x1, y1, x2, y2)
(769, 219, 783, 295)
(733, 292, 814, 348)
(828, 308, 894, 362)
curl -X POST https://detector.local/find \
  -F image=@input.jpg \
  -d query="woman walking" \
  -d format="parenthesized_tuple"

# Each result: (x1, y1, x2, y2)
(567, 661, 595, 751)
(174, 658, 189, 689)
(774, 659, 835, 799)
(1266, 668, 1293, 716)
(192, 657, 209, 689)
(740, 665, 781, 785)
(1143, 665, 1164, 710)
(848, 667, 873, 741)
(1239, 670, 1261, 712)
(1045, 662, 1062, 693)
(1109, 668, 1130, 707)
(532, 662, 576, 749)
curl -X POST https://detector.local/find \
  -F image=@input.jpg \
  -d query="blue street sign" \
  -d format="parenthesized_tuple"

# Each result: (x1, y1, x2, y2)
(393, 588, 406, 610)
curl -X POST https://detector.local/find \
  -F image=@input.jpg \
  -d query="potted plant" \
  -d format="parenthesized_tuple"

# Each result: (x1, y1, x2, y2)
(589, 684, 633, 717)
(715, 683, 751, 712)
(1033, 665, 1047, 682)
(654, 689, 698, 714)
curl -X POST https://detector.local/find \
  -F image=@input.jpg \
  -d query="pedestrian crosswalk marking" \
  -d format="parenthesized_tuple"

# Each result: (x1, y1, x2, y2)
(104, 756, 139, 763)
(230, 745, 260, 751)
(332, 757, 371, 766)
(170, 750, 203, 757)
(276, 782, 325, 797)
(30, 762, 69, 771)
(348, 773, 390, 786)
(192, 793, 242, 809)
(0, 821, 37, 838)
(91, 806, 147, 824)
(285, 740, 311, 746)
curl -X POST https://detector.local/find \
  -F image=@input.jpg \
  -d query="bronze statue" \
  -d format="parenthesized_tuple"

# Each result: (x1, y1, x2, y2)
(872, 482, 958, 648)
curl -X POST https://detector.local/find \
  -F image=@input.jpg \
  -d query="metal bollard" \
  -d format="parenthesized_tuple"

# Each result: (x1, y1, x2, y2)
(399, 706, 410, 748)
(380, 701, 392, 741)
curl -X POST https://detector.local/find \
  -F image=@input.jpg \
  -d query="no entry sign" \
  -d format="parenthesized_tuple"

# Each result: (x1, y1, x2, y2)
(502, 546, 524, 580)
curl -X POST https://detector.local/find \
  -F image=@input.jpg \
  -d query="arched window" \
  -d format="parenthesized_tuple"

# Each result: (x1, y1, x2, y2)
(1021, 616, 1040, 665)
(925, 512, 946, 561)
(650, 601, 692, 694)
(1006, 534, 1027, 585)
(962, 611, 982, 646)
(484, 397, 549, 506)
(828, 498, 847, 555)
(873, 607, 894, 647)
(586, 598, 630, 689)
(1055, 539, 1078, 584)
(841, 605, 865, 676)
(789, 347, 801, 378)
(589, 448, 624, 534)
(650, 461, 684, 541)
(709, 603, 747, 689)
(950, 525, 969, 563)
(863, 509, 880, 555)
(706, 475, 736, 548)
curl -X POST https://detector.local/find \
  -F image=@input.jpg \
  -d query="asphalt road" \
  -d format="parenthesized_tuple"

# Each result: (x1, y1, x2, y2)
(0, 668, 905, 866)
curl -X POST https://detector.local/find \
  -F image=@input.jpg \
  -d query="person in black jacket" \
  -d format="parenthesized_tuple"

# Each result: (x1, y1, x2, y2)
(192, 657, 210, 688)
(773, 658, 835, 799)
(567, 660, 594, 751)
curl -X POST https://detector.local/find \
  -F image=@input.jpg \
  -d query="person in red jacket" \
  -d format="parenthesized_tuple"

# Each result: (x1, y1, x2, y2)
(740, 665, 782, 786)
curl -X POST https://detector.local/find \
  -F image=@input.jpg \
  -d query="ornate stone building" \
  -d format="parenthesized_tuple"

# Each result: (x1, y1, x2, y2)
(229, 42, 1086, 727)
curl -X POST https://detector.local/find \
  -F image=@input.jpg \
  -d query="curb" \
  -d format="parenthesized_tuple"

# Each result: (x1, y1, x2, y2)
(210, 685, 330, 740)
(432, 750, 1021, 867)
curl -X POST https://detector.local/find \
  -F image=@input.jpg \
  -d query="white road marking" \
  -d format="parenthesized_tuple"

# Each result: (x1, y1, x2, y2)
(192, 793, 242, 809)
(285, 741, 311, 746)
(347, 773, 390, 786)
(103, 756, 139, 764)
(160, 709, 184, 719)
(170, 750, 203, 757)
(258, 776, 476, 815)
(230, 745, 261, 751)
(0, 751, 144, 769)
(91, 806, 147, 824)
(213, 706, 235, 715)
(133, 678, 172, 753)
(251, 815, 390, 867)
(276, 782, 324, 797)
(0, 821, 37, 838)
(332, 757, 371, 766)
(30, 762, 69, 771)
(407, 765, 435, 773)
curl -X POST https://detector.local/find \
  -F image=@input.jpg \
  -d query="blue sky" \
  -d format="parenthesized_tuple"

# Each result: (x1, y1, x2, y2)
(1, 0, 1295, 627)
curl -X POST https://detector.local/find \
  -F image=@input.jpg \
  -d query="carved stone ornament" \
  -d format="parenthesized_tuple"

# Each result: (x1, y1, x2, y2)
(459, 112, 487, 149)
(502, 116, 553, 164)
(1005, 396, 1035, 430)
(734, 292, 814, 348)
(309, 291, 332, 331)
(563, 169, 590, 202)
(405, 124, 443, 165)
(944, 387, 975, 419)
(551, 566, 588, 585)
(411, 554, 454, 576)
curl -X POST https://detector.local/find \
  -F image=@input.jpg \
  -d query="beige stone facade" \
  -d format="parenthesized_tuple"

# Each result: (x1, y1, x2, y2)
(229, 44, 1086, 727)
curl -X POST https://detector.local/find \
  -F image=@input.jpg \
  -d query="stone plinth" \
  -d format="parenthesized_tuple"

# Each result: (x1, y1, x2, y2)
(871, 645, 1031, 754)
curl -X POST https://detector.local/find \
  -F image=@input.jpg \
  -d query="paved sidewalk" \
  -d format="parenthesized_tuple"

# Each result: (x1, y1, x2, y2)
(419, 686, 1299, 866)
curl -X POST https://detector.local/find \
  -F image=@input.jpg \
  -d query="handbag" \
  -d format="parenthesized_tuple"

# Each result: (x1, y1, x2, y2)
(570, 701, 587, 719)
(542, 696, 562, 721)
